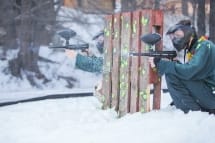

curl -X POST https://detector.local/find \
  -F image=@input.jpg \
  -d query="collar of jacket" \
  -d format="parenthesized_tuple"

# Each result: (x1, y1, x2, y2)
(185, 36, 207, 61)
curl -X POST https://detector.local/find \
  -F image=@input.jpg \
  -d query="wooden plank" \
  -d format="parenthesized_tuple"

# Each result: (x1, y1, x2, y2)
(129, 11, 141, 113)
(111, 13, 121, 111)
(102, 15, 113, 109)
(153, 10, 164, 27)
(151, 10, 163, 110)
(149, 10, 163, 84)
(118, 12, 132, 117)
(138, 10, 153, 113)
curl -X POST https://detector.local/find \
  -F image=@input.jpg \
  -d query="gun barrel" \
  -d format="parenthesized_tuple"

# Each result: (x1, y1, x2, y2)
(49, 43, 89, 50)
(66, 43, 89, 50)
(129, 51, 177, 59)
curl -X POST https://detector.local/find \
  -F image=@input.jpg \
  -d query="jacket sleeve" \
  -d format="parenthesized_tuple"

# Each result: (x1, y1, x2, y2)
(156, 41, 214, 80)
(75, 53, 103, 73)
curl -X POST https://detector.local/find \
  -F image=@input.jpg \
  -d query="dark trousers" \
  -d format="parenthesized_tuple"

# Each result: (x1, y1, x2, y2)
(165, 74, 215, 113)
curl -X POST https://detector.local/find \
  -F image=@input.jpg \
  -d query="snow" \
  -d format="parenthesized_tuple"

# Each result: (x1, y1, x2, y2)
(0, 7, 215, 143)
(0, 94, 215, 143)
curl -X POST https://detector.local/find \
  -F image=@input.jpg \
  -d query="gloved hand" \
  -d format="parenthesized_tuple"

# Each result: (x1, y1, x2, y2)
(148, 57, 160, 68)
(65, 49, 77, 59)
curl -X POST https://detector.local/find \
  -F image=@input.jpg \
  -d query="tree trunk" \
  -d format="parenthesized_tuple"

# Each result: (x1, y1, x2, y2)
(182, 0, 189, 16)
(154, 0, 160, 9)
(121, 0, 129, 12)
(0, 0, 18, 55)
(191, 0, 197, 26)
(9, 0, 47, 86)
(209, 0, 215, 42)
(121, 0, 136, 12)
(197, 0, 206, 37)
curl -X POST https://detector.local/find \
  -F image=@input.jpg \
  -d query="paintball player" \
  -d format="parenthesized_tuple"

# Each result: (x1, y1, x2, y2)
(148, 20, 215, 114)
(66, 31, 104, 73)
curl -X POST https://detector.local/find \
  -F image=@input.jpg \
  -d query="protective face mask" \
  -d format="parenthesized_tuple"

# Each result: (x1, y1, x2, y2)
(96, 42, 104, 54)
(172, 37, 188, 51)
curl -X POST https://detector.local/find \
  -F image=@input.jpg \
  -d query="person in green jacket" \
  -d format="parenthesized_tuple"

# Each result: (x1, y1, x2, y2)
(149, 20, 215, 114)
(66, 31, 104, 73)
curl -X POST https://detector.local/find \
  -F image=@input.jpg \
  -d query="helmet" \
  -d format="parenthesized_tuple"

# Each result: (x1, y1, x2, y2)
(166, 23, 196, 51)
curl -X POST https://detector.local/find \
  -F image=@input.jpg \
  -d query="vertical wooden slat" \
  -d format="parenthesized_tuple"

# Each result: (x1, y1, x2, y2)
(151, 10, 163, 110)
(130, 11, 141, 113)
(138, 10, 153, 113)
(102, 15, 113, 109)
(111, 13, 121, 111)
(118, 12, 132, 117)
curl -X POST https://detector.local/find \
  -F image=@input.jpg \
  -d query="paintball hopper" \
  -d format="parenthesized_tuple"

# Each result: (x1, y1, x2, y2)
(57, 29, 77, 45)
(140, 33, 161, 45)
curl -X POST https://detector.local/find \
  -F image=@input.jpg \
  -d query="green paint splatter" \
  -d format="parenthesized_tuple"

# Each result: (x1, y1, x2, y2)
(121, 60, 128, 68)
(144, 45, 150, 51)
(141, 16, 149, 26)
(113, 48, 116, 53)
(105, 30, 110, 37)
(126, 23, 129, 29)
(121, 92, 125, 97)
(112, 94, 115, 98)
(133, 21, 137, 33)
(140, 108, 145, 113)
(140, 90, 148, 100)
(141, 68, 146, 75)
(101, 96, 105, 103)
(114, 31, 118, 38)
(123, 45, 129, 53)
(121, 74, 125, 80)
(104, 47, 108, 54)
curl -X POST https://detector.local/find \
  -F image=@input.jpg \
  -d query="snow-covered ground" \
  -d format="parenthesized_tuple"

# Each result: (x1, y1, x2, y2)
(0, 92, 215, 143)
(0, 7, 214, 143)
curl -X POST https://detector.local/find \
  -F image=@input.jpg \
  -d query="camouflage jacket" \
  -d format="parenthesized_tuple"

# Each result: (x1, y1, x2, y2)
(75, 53, 103, 73)
(156, 38, 215, 89)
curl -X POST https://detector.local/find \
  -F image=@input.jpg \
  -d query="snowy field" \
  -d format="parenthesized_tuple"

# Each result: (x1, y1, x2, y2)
(0, 92, 215, 143)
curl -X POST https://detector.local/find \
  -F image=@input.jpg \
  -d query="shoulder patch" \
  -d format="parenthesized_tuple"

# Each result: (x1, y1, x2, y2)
(207, 43, 211, 49)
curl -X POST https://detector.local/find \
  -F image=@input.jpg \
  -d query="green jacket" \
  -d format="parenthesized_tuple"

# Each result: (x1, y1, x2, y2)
(75, 53, 103, 73)
(157, 39, 215, 89)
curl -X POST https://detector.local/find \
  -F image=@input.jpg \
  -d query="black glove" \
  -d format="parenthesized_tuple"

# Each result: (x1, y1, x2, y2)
(154, 57, 161, 67)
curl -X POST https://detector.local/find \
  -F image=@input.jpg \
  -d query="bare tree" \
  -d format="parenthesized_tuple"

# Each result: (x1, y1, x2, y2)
(197, 0, 206, 37)
(189, 0, 198, 24)
(182, 0, 189, 16)
(5, 0, 62, 87)
(209, 0, 215, 42)
(154, 0, 160, 9)
(76, 0, 115, 14)
(121, 0, 154, 12)
(0, 0, 18, 56)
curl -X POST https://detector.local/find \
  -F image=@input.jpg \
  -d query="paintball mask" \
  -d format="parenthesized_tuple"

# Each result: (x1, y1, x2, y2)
(93, 31, 104, 54)
(96, 41, 104, 54)
(166, 24, 195, 51)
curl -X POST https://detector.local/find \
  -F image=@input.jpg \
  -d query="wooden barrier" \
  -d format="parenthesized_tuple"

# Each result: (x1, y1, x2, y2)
(102, 9, 163, 117)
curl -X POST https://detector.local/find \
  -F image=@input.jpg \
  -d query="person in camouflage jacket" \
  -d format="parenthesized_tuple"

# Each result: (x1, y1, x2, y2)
(149, 20, 215, 114)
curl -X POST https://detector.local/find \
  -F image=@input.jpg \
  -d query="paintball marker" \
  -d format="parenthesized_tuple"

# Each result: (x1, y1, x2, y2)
(49, 29, 89, 51)
(129, 33, 177, 60)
